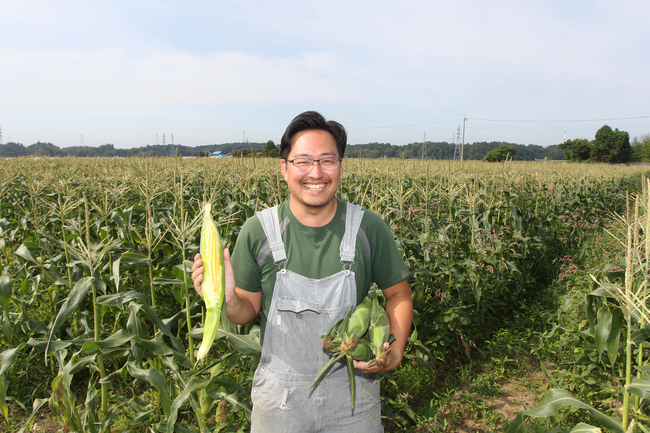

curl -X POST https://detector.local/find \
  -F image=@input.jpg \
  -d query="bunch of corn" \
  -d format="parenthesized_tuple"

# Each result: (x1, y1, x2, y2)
(310, 290, 394, 408)
(196, 202, 226, 361)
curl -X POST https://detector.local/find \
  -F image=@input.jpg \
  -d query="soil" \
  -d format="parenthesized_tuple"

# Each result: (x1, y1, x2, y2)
(416, 363, 552, 433)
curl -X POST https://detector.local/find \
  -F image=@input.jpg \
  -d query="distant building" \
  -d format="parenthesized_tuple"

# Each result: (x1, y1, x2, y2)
(211, 151, 228, 158)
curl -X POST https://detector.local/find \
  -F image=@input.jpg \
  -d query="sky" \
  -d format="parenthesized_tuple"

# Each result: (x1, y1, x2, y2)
(1, 1, 649, 149)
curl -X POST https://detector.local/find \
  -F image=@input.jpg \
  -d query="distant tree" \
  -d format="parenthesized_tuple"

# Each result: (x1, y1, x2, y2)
(231, 149, 252, 157)
(26, 141, 65, 157)
(559, 138, 592, 162)
(484, 145, 517, 162)
(260, 140, 280, 157)
(0, 142, 29, 157)
(632, 133, 650, 162)
(590, 125, 632, 163)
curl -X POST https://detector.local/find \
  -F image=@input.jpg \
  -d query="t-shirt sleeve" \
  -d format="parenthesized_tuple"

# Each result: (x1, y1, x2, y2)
(364, 211, 410, 290)
(231, 216, 263, 293)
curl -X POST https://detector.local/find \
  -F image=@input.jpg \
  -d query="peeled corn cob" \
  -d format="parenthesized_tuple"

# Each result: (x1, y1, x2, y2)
(197, 202, 225, 361)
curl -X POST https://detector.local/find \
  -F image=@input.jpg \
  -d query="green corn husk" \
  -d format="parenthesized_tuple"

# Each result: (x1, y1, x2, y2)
(312, 292, 393, 408)
(346, 296, 372, 339)
(368, 291, 391, 364)
(347, 340, 373, 361)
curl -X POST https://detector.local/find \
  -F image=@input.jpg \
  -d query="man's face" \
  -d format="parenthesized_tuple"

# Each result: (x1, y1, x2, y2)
(281, 129, 342, 212)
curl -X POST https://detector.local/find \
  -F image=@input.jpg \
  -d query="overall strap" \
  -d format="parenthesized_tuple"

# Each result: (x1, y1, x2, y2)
(256, 206, 287, 264)
(340, 202, 364, 263)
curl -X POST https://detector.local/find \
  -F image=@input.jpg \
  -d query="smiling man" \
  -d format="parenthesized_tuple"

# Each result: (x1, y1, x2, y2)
(192, 111, 412, 432)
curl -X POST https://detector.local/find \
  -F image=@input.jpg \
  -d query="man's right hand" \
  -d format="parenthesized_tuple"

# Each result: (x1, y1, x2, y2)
(191, 249, 237, 307)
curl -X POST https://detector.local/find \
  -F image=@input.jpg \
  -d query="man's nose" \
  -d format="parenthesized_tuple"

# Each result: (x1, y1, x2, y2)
(308, 161, 324, 175)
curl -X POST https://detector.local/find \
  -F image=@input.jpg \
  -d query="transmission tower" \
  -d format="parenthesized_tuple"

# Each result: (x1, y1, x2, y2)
(422, 132, 426, 159)
(0, 126, 3, 145)
(453, 126, 461, 160)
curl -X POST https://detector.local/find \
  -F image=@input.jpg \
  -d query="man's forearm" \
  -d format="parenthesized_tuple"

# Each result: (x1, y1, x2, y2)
(385, 289, 413, 362)
(225, 288, 260, 325)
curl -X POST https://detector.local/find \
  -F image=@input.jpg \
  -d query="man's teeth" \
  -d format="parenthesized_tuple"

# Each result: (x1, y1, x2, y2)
(304, 184, 326, 191)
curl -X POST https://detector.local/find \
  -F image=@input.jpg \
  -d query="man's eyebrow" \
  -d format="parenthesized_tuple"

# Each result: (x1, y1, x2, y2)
(292, 152, 338, 158)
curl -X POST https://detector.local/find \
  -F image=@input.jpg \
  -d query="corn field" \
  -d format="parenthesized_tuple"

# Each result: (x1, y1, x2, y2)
(0, 157, 645, 432)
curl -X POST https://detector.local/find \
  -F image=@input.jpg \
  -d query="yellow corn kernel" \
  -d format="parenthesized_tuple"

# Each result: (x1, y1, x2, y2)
(197, 202, 225, 361)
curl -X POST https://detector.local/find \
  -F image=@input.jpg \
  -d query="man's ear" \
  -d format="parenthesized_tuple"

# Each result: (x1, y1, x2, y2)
(281, 159, 288, 179)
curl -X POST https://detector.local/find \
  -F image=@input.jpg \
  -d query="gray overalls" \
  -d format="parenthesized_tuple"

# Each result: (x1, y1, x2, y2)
(251, 203, 383, 433)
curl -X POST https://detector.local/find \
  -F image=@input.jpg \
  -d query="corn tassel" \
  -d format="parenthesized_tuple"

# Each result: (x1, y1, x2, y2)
(197, 202, 225, 361)
(347, 340, 373, 361)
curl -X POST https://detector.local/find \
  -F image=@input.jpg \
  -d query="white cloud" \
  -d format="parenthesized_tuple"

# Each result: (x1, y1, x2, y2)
(0, 0, 649, 147)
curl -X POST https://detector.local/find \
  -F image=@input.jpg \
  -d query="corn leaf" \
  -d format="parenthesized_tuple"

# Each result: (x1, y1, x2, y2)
(0, 274, 11, 310)
(0, 374, 7, 421)
(17, 398, 49, 433)
(15, 243, 39, 265)
(209, 389, 252, 415)
(127, 361, 171, 418)
(594, 306, 611, 359)
(0, 344, 25, 375)
(216, 327, 261, 357)
(347, 356, 356, 409)
(166, 376, 209, 432)
(45, 276, 95, 361)
(78, 329, 134, 354)
(310, 352, 345, 392)
(126, 303, 149, 340)
(627, 376, 650, 399)
(505, 389, 623, 433)
(606, 308, 623, 366)
(568, 422, 605, 432)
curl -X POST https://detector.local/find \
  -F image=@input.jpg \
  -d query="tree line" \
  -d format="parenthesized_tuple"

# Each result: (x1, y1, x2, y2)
(3, 127, 646, 162)
(0, 139, 565, 160)
(558, 124, 650, 163)
(3, 124, 648, 162)
(344, 141, 564, 161)
(0, 141, 269, 158)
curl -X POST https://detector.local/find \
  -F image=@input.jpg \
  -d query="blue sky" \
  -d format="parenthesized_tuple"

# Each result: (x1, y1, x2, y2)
(1, 0, 649, 149)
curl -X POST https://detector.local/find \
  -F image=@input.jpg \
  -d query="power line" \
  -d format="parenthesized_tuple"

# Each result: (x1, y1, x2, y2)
(470, 115, 650, 123)
(350, 119, 461, 129)
(349, 115, 649, 130)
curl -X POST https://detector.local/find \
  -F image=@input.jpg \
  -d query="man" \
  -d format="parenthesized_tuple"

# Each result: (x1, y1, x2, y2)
(192, 111, 412, 432)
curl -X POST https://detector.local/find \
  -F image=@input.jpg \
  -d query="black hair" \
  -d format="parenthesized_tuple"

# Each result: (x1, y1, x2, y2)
(280, 111, 347, 159)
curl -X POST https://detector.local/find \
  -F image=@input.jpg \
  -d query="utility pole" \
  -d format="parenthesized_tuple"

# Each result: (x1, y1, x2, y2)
(461, 115, 467, 162)
(0, 126, 3, 145)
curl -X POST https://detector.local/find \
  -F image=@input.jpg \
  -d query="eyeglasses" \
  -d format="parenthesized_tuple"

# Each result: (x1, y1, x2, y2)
(286, 157, 341, 170)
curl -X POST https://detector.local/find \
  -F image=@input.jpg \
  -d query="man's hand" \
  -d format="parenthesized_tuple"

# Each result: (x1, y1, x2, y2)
(191, 248, 236, 306)
(353, 342, 402, 373)
(353, 279, 412, 374)
(191, 249, 262, 325)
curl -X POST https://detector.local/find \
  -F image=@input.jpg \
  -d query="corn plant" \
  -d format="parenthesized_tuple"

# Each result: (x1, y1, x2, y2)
(506, 179, 650, 432)
(0, 156, 647, 432)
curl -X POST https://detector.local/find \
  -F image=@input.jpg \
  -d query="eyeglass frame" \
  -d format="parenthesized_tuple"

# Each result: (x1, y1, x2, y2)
(285, 157, 342, 170)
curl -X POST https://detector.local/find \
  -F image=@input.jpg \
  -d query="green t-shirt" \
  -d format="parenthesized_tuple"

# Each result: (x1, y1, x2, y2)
(231, 198, 410, 344)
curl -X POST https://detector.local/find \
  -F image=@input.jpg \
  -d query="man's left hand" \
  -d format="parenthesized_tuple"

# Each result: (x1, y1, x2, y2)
(353, 342, 402, 373)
